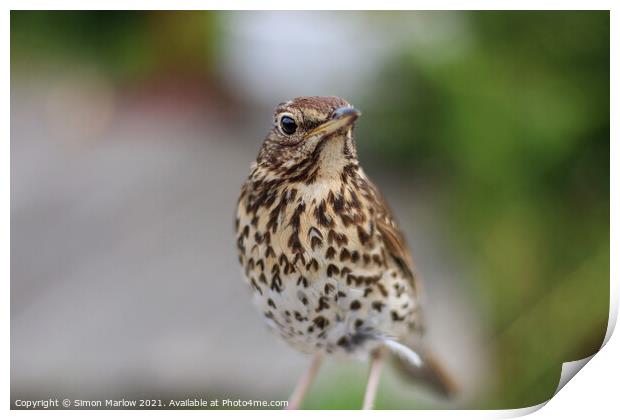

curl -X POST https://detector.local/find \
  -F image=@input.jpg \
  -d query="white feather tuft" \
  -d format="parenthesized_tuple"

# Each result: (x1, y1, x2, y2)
(384, 340, 423, 367)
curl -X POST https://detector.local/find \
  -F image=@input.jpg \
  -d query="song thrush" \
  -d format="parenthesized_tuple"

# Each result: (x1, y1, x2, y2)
(235, 96, 455, 409)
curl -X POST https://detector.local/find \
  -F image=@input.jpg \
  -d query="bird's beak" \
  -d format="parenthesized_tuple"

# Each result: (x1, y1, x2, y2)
(306, 107, 361, 138)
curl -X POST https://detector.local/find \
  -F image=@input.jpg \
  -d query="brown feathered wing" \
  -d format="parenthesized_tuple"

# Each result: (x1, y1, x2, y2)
(365, 178, 458, 398)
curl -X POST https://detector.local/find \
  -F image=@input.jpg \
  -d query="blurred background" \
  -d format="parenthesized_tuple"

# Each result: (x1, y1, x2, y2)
(10, 11, 609, 409)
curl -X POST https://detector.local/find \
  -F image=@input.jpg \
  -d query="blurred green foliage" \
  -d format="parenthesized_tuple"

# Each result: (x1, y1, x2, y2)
(359, 11, 609, 408)
(11, 11, 218, 81)
(10, 10, 609, 409)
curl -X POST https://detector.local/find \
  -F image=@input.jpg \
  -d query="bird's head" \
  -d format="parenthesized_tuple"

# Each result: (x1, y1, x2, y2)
(255, 96, 361, 183)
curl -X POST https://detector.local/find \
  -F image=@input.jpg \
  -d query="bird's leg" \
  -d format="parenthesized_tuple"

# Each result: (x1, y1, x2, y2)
(286, 353, 323, 410)
(362, 347, 386, 410)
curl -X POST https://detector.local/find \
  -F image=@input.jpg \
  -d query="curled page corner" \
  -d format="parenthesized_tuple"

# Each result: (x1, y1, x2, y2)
(550, 291, 619, 397)
(548, 298, 616, 399)
(554, 355, 595, 396)
(511, 304, 615, 417)
(501, 401, 547, 418)
(501, 355, 596, 418)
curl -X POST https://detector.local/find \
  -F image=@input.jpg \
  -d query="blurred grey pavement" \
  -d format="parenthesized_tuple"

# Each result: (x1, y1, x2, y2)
(11, 76, 487, 406)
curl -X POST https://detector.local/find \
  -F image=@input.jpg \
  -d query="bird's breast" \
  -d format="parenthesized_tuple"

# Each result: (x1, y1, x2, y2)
(236, 179, 419, 355)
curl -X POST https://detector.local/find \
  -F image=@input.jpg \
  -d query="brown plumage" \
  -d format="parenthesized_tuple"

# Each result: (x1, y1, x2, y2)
(235, 96, 455, 409)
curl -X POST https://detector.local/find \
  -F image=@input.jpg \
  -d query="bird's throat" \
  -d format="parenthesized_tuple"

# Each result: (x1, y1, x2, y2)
(313, 135, 354, 183)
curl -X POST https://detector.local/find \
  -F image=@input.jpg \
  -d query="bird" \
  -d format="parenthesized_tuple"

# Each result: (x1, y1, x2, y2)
(235, 96, 456, 409)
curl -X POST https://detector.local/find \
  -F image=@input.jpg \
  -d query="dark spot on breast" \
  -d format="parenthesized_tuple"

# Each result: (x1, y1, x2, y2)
(316, 297, 330, 312)
(298, 291, 309, 305)
(289, 202, 306, 231)
(324, 284, 335, 294)
(297, 276, 309, 288)
(339, 248, 351, 261)
(292, 252, 306, 266)
(328, 191, 345, 212)
(305, 258, 319, 271)
(267, 298, 276, 308)
(394, 283, 405, 298)
(350, 300, 361, 310)
(271, 273, 282, 293)
(258, 273, 267, 284)
(357, 225, 371, 246)
(313, 316, 329, 330)
(266, 204, 282, 233)
(250, 279, 262, 295)
(372, 301, 385, 312)
(283, 262, 293, 275)
(328, 230, 348, 247)
(364, 275, 381, 285)
(314, 200, 333, 228)
(337, 336, 350, 348)
(325, 246, 336, 260)
(288, 232, 303, 253)
(327, 264, 340, 277)
(391, 310, 406, 322)
(345, 274, 356, 286)
(351, 251, 360, 263)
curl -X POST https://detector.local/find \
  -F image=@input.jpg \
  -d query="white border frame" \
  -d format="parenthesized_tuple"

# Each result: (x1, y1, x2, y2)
(3, 2, 617, 419)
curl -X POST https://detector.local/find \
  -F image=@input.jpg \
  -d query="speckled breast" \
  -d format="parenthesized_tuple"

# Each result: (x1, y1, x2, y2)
(236, 179, 419, 357)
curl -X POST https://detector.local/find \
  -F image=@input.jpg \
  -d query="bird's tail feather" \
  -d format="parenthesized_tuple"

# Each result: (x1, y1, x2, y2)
(386, 339, 458, 398)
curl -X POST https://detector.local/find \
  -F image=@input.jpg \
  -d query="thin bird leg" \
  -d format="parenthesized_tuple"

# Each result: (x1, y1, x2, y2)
(286, 353, 323, 410)
(362, 347, 386, 410)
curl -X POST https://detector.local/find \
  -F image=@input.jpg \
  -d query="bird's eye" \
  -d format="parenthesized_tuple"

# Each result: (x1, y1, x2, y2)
(279, 115, 298, 135)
